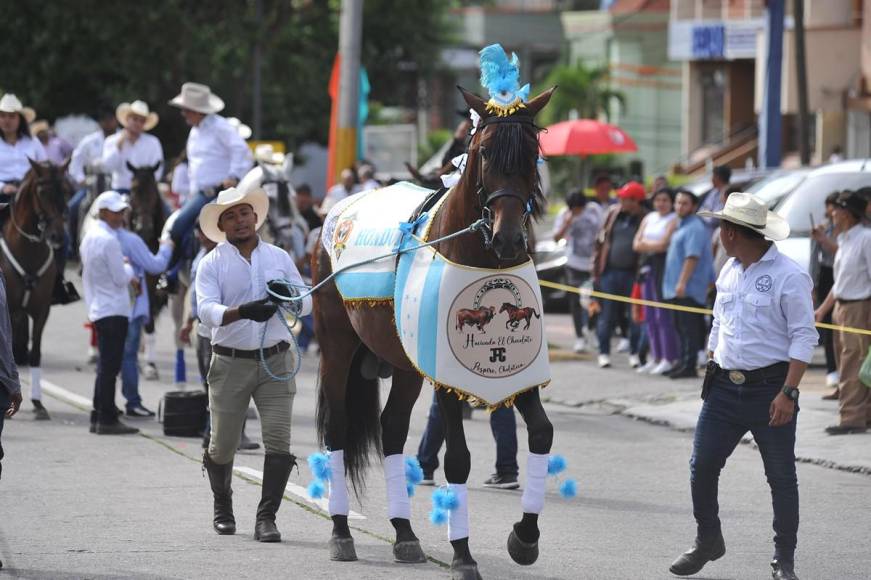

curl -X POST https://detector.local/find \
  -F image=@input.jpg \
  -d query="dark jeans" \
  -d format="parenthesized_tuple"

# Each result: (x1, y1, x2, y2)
(565, 267, 591, 337)
(596, 268, 640, 355)
(0, 387, 8, 480)
(417, 391, 518, 477)
(121, 315, 145, 409)
(671, 297, 705, 369)
(691, 370, 798, 563)
(170, 189, 216, 242)
(93, 316, 129, 424)
(296, 314, 315, 352)
(816, 266, 837, 374)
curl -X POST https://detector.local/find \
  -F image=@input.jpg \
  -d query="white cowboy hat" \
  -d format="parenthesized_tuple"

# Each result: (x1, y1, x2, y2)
(227, 117, 252, 140)
(168, 82, 224, 114)
(698, 191, 790, 241)
(0, 93, 36, 124)
(198, 186, 269, 243)
(116, 100, 159, 131)
(254, 143, 285, 166)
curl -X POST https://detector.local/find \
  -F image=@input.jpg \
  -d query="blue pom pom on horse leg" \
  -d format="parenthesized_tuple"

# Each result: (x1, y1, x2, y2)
(307, 480, 325, 500)
(559, 479, 577, 499)
(307, 452, 331, 481)
(405, 456, 424, 485)
(547, 454, 567, 476)
(429, 508, 448, 526)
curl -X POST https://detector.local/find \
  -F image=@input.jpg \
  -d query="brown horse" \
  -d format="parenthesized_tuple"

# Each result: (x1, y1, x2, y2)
(312, 86, 555, 578)
(0, 160, 73, 419)
(499, 302, 541, 331)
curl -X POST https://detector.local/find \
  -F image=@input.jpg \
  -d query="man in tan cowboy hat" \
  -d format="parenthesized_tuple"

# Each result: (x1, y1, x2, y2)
(669, 193, 816, 580)
(101, 100, 163, 193)
(30, 119, 72, 166)
(195, 186, 310, 543)
(167, 83, 252, 259)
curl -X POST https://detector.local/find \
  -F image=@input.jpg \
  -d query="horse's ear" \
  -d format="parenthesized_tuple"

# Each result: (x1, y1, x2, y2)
(126, 161, 136, 173)
(61, 156, 71, 174)
(458, 86, 487, 120)
(525, 86, 557, 118)
(152, 161, 162, 173)
(28, 158, 45, 176)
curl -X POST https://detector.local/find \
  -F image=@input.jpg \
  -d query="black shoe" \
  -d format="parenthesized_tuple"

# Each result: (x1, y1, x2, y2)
(670, 367, 699, 380)
(483, 473, 519, 490)
(771, 559, 799, 580)
(96, 421, 139, 435)
(203, 452, 236, 535)
(825, 424, 867, 435)
(126, 405, 156, 418)
(254, 453, 295, 542)
(669, 534, 726, 576)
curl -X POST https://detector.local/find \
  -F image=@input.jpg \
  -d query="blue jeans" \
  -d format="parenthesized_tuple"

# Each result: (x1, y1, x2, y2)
(0, 387, 8, 480)
(68, 188, 88, 244)
(121, 315, 146, 409)
(296, 314, 315, 351)
(691, 370, 798, 563)
(596, 268, 640, 355)
(417, 392, 518, 477)
(170, 190, 216, 242)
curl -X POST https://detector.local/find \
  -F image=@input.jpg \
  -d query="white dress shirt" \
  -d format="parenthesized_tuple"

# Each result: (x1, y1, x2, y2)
(102, 132, 164, 190)
(80, 220, 136, 321)
(832, 224, 871, 301)
(0, 136, 47, 187)
(196, 239, 312, 350)
(69, 130, 109, 185)
(186, 115, 252, 194)
(709, 244, 818, 370)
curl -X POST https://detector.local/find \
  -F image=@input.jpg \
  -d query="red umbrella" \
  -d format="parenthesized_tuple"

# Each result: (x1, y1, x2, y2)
(539, 119, 637, 157)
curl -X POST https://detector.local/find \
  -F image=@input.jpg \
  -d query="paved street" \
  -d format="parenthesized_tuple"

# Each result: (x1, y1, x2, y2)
(1, 300, 869, 579)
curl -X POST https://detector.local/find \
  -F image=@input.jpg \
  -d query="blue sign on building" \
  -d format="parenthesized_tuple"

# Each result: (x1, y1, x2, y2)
(692, 24, 726, 59)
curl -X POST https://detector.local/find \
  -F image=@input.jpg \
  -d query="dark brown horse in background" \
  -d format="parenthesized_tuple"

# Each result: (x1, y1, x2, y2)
(312, 86, 555, 579)
(0, 160, 73, 420)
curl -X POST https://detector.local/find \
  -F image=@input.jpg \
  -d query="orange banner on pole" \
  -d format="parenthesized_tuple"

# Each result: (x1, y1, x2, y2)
(326, 53, 341, 191)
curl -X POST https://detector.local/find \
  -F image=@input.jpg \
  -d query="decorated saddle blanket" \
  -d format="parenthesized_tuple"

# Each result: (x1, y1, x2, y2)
(322, 182, 436, 302)
(394, 239, 551, 407)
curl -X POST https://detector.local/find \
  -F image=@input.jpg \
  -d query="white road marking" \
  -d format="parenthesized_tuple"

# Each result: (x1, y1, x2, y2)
(234, 465, 366, 520)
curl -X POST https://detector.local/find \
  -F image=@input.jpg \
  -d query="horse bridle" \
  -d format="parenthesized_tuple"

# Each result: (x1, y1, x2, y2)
(9, 177, 65, 246)
(472, 115, 537, 250)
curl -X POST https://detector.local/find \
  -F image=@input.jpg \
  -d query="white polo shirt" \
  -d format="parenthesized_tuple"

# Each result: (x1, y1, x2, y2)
(196, 238, 312, 350)
(80, 220, 136, 321)
(709, 244, 818, 370)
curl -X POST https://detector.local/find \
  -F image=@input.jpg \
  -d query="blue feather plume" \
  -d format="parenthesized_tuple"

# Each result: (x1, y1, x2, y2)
(308, 479, 326, 499)
(405, 456, 424, 485)
(429, 508, 448, 526)
(548, 454, 567, 476)
(407, 482, 416, 497)
(432, 487, 460, 511)
(307, 452, 331, 481)
(559, 479, 577, 499)
(479, 44, 520, 99)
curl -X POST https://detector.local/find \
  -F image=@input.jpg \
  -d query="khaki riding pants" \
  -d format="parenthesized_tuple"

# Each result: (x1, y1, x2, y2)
(834, 300, 871, 428)
(207, 350, 296, 465)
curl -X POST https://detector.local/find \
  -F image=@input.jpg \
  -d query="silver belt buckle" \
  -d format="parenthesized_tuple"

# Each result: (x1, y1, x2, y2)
(728, 370, 746, 385)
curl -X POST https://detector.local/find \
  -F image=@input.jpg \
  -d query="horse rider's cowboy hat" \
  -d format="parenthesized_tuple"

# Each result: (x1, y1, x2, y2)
(116, 100, 159, 131)
(0, 93, 36, 124)
(254, 143, 285, 166)
(199, 186, 269, 243)
(169, 82, 225, 115)
(698, 191, 790, 241)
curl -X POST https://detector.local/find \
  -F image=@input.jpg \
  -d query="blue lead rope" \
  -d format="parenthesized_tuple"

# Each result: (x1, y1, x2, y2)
(256, 217, 489, 381)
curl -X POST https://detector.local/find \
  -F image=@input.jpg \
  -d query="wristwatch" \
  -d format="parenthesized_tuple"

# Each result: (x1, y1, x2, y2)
(782, 386, 800, 401)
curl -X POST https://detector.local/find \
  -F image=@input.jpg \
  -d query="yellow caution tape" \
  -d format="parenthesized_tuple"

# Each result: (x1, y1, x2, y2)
(538, 279, 871, 337)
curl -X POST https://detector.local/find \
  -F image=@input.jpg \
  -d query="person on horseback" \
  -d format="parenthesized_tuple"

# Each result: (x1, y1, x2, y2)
(195, 186, 310, 542)
(0, 94, 46, 204)
(101, 100, 163, 195)
(166, 82, 252, 264)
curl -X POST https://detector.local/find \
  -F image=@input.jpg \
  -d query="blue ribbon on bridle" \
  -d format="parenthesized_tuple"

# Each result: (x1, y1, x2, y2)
(394, 211, 429, 252)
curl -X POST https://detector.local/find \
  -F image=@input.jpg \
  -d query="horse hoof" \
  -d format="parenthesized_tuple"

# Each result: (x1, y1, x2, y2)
(393, 539, 427, 563)
(34, 407, 51, 421)
(450, 560, 483, 580)
(507, 529, 538, 566)
(328, 536, 358, 561)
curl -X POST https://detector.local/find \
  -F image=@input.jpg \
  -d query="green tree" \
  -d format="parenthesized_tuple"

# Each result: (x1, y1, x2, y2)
(537, 62, 626, 126)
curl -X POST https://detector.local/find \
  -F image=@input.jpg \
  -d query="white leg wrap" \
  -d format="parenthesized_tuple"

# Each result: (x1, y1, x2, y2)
(384, 454, 411, 520)
(144, 332, 157, 364)
(521, 452, 549, 514)
(328, 450, 350, 516)
(30, 367, 42, 401)
(447, 483, 469, 541)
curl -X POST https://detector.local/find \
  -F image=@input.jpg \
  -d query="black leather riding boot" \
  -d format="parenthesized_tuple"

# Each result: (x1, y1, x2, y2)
(254, 453, 295, 542)
(203, 452, 235, 535)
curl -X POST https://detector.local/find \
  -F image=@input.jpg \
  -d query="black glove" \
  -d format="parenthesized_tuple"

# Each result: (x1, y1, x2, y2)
(238, 298, 278, 322)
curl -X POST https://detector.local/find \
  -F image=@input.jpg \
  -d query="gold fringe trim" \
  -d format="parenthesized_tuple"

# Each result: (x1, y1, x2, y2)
(485, 98, 527, 117)
(431, 379, 551, 411)
(343, 298, 393, 309)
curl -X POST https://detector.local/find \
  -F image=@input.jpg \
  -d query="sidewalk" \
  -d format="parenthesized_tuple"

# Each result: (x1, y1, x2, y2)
(543, 313, 871, 476)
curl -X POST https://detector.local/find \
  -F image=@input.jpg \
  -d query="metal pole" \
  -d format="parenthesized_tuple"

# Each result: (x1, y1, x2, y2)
(336, 0, 363, 179)
(794, 0, 811, 165)
(253, 0, 263, 139)
(759, 0, 784, 169)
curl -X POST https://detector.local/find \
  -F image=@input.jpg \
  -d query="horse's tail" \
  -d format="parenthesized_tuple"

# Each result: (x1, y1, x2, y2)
(316, 345, 382, 497)
(533, 308, 541, 319)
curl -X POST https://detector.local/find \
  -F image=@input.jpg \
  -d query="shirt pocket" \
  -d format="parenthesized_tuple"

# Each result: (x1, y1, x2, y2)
(715, 292, 737, 331)
(743, 293, 772, 321)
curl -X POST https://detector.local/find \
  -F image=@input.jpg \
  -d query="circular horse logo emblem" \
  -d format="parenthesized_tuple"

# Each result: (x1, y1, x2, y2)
(448, 274, 542, 379)
(755, 275, 773, 293)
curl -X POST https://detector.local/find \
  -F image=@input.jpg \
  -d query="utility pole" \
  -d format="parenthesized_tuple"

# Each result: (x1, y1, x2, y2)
(759, 0, 784, 168)
(794, 0, 811, 165)
(252, 0, 263, 140)
(335, 0, 363, 181)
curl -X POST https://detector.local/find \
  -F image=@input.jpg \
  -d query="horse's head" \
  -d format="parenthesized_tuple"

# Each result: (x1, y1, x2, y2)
(459, 86, 555, 262)
(499, 302, 511, 313)
(126, 161, 162, 242)
(23, 159, 73, 249)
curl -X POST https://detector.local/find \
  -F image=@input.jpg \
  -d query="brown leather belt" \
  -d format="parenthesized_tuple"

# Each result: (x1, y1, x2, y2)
(836, 297, 871, 304)
(212, 341, 289, 360)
